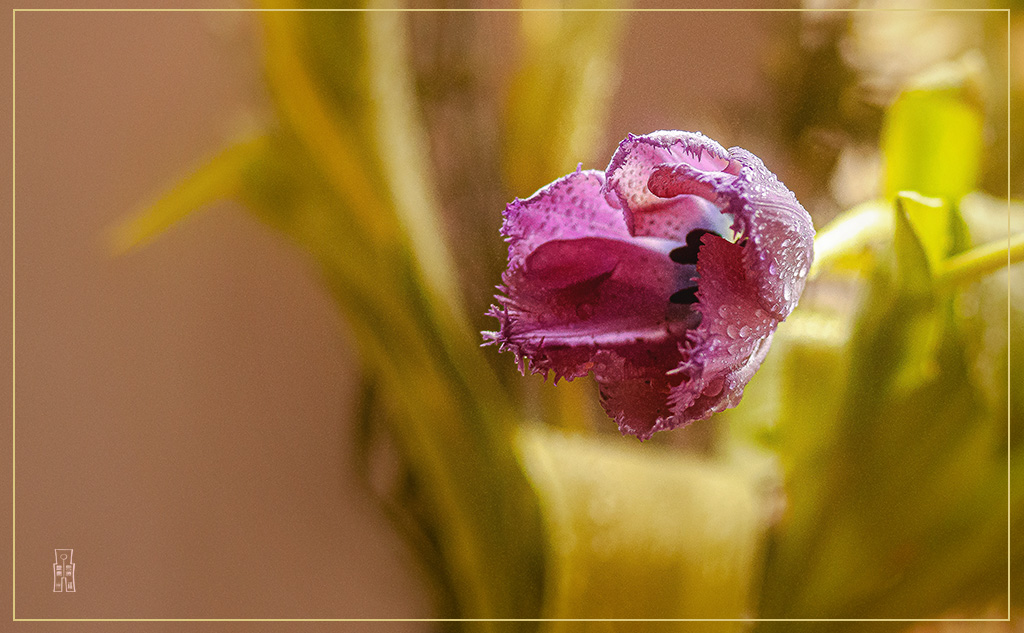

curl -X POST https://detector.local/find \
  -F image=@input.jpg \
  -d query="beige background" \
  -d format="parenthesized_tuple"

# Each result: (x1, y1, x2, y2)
(9, 4, 787, 627)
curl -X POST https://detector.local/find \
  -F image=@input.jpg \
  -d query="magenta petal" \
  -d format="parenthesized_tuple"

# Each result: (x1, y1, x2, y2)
(666, 234, 779, 427)
(727, 148, 815, 319)
(487, 235, 696, 382)
(592, 348, 682, 440)
(502, 167, 630, 271)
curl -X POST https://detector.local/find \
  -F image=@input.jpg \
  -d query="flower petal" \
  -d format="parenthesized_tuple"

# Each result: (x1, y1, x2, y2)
(487, 235, 699, 382)
(728, 148, 815, 319)
(605, 131, 737, 241)
(502, 167, 630, 270)
(646, 146, 815, 320)
(667, 234, 778, 426)
(593, 347, 682, 440)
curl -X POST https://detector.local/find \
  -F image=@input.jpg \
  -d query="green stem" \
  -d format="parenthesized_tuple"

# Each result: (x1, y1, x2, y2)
(935, 233, 1024, 287)
(811, 201, 1024, 287)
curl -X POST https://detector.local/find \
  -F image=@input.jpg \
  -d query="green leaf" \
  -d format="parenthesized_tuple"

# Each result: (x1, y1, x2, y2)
(235, 16, 552, 622)
(809, 199, 892, 278)
(895, 191, 954, 274)
(363, 7, 463, 314)
(502, 3, 625, 193)
(755, 194, 1012, 626)
(258, 8, 398, 247)
(129, 5, 550, 621)
(109, 136, 270, 254)
(935, 194, 1024, 287)
(893, 194, 936, 290)
(235, 132, 545, 629)
(517, 425, 771, 630)
(880, 55, 985, 202)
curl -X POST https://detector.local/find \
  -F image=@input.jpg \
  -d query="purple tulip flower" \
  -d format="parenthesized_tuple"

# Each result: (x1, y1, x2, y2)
(484, 131, 814, 439)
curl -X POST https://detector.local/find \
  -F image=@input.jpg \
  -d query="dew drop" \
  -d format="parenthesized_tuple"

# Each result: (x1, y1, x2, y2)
(703, 377, 724, 396)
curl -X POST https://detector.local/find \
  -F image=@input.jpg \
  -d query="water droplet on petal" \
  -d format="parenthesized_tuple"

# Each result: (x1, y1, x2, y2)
(703, 377, 724, 396)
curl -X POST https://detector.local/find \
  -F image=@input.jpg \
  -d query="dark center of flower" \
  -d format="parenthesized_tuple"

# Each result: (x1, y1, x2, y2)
(668, 228, 716, 266)
(669, 287, 698, 304)
(667, 228, 718, 306)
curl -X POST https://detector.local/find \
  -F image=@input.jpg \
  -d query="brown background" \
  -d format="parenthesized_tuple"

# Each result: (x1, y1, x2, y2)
(8, 3, 788, 628)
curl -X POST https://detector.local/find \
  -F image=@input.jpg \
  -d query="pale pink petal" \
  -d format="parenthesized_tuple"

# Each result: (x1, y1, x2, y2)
(647, 147, 814, 319)
(605, 131, 738, 241)
(728, 148, 815, 319)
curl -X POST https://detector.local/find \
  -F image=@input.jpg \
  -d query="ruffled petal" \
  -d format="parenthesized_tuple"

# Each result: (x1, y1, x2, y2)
(605, 131, 737, 241)
(486, 235, 699, 382)
(502, 167, 630, 270)
(645, 145, 814, 320)
(727, 148, 815, 319)
(592, 347, 683, 440)
(665, 234, 779, 427)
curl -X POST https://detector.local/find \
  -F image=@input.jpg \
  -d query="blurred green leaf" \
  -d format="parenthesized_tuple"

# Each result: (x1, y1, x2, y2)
(517, 425, 771, 630)
(881, 55, 985, 202)
(755, 199, 1010, 628)
(812, 191, 973, 283)
(123, 6, 550, 628)
(503, 3, 625, 194)
(258, 7, 398, 247)
(809, 199, 891, 278)
(235, 128, 544, 629)
(893, 193, 935, 292)
(110, 135, 269, 254)
(363, 6, 463, 313)
(895, 191, 953, 274)
(350, 369, 462, 621)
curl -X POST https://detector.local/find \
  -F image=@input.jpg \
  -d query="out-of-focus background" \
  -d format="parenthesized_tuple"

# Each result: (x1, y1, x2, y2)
(12, 5, 796, 622)
(8, 1, 1018, 628)
(13, 7, 432, 625)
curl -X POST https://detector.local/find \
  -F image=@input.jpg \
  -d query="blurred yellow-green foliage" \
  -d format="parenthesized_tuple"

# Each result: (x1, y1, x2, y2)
(117, 3, 1021, 631)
